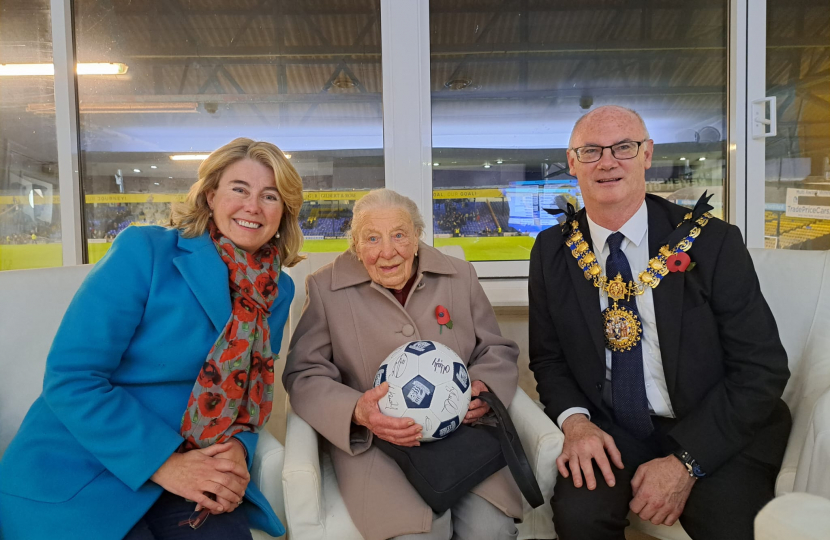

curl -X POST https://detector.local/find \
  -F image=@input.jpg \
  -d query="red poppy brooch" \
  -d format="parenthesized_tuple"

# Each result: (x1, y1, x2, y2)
(435, 305, 453, 333)
(666, 251, 695, 273)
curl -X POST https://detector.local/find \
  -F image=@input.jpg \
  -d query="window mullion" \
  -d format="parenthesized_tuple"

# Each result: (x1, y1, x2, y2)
(380, 0, 434, 244)
(50, 0, 85, 265)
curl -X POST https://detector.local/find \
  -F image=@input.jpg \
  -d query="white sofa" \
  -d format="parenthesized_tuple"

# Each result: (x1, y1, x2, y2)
(752, 385, 830, 540)
(629, 248, 830, 540)
(755, 492, 830, 540)
(0, 265, 286, 540)
(281, 251, 565, 540)
(282, 248, 830, 540)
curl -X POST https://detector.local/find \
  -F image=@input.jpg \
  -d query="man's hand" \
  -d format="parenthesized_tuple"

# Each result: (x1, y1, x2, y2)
(353, 382, 422, 446)
(557, 414, 624, 489)
(463, 380, 491, 424)
(629, 456, 696, 525)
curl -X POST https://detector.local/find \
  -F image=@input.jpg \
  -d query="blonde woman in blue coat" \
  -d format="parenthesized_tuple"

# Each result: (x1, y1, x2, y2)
(0, 138, 303, 539)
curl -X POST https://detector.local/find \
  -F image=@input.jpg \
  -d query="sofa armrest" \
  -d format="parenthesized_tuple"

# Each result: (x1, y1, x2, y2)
(283, 409, 325, 540)
(755, 492, 830, 540)
(794, 388, 830, 498)
(508, 387, 565, 540)
(251, 429, 286, 531)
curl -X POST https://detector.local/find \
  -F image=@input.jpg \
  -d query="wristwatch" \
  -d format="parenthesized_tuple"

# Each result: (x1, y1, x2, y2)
(673, 449, 706, 478)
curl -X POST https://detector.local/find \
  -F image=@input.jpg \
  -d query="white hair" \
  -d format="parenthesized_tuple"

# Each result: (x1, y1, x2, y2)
(349, 189, 425, 253)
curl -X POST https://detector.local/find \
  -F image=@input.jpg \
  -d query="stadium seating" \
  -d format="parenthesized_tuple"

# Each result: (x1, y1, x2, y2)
(433, 200, 505, 236)
(764, 212, 830, 251)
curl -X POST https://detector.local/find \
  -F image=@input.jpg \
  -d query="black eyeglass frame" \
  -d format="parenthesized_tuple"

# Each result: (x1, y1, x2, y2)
(570, 139, 651, 163)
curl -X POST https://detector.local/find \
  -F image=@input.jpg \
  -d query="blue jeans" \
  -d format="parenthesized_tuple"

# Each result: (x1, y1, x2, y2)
(124, 491, 253, 540)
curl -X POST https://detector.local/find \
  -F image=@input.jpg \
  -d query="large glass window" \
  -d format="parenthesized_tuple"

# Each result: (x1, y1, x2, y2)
(74, 0, 383, 261)
(429, 0, 728, 262)
(763, 0, 830, 250)
(0, 0, 62, 270)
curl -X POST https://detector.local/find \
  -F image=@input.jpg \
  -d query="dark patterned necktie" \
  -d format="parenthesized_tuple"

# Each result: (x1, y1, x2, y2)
(606, 232, 653, 439)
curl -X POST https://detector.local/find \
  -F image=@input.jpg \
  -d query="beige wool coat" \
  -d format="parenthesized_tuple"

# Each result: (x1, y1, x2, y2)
(283, 242, 522, 540)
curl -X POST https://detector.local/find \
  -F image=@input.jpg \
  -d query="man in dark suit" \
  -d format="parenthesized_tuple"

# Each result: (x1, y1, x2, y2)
(529, 105, 791, 540)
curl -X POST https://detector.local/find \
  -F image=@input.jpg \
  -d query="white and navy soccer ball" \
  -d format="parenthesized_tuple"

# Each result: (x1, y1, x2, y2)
(373, 340, 472, 442)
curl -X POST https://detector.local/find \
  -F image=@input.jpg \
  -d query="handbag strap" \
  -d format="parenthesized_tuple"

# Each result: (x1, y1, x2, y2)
(475, 392, 545, 509)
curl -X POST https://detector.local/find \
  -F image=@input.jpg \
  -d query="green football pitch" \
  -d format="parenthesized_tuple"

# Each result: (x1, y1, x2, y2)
(433, 236, 534, 261)
(301, 236, 534, 261)
(0, 235, 535, 271)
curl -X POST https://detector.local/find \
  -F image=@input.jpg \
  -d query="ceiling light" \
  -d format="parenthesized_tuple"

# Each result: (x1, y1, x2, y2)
(133, 169, 140, 173)
(331, 73, 355, 89)
(27, 102, 198, 114)
(77, 63, 129, 75)
(154, 182, 160, 185)
(283, 153, 292, 159)
(698, 157, 706, 161)
(433, 162, 439, 166)
(0, 62, 128, 76)
(150, 165, 157, 169)
(679, 157, 686, 161)
(169, 176, 173, 179)
(170, 154, 210, 161)
(483, 163, 491, 169)
(445, 78, 472, 91)
(496, 159, 503, 164)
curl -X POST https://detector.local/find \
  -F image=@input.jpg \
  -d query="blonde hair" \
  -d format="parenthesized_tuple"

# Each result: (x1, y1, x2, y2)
(349, 189, 425, 253)
(170, 137, 305, 268)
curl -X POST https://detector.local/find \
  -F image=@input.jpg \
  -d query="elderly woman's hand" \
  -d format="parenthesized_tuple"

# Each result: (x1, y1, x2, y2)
(353, 382, 424, 447)
(463, 380, 492, 424)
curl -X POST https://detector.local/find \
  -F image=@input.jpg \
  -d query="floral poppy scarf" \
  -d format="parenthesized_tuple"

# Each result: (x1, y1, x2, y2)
(179, 221, 280, 449)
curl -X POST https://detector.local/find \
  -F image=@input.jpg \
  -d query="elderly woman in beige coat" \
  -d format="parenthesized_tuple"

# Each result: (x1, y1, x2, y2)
(283, 189, 521, 540)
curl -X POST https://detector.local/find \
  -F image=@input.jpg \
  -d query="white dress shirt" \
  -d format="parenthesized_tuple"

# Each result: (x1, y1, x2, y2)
(557, 201, 676, 428)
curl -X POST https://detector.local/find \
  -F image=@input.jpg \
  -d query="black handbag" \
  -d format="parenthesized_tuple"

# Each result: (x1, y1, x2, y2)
(374, 392, 544, 514)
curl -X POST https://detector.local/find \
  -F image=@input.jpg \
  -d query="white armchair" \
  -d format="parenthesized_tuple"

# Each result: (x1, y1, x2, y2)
(0, 265, 287, 539)
(751, 387, 830, 540)
(282, 387, 563, 540)
(628, 248, 830, 539)
(754, 492, 830, 540)
(281, 249, 565, 540)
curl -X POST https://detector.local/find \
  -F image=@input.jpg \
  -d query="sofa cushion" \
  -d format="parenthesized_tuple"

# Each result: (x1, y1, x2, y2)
(0, 265, 93, 457)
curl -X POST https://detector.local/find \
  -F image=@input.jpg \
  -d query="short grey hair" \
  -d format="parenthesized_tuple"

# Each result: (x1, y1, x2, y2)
(569, 105, 650, 148)
(349, 189, 425, 253)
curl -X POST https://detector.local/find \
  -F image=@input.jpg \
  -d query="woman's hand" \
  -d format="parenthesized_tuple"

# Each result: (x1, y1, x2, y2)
(353, 382, 423, 447)
(198, 438, 250, 513)
(150, 442, 250, 515)
(463, 380, 491, 424)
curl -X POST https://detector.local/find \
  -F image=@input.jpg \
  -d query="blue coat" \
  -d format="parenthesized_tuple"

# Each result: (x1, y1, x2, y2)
(0, 226, 292, 539)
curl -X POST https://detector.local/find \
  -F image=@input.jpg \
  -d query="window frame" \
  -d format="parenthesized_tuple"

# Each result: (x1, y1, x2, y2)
(46, 0, 758, 281)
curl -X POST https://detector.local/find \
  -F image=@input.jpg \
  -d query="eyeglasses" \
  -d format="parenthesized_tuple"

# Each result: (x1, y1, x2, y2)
(179, 507, 211, 530)
(570, 140, 649, 163)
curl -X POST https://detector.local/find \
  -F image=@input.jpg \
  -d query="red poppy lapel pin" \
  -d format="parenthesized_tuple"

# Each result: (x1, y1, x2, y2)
(666, 251, 695, 273)
(435, 305, 453, 334)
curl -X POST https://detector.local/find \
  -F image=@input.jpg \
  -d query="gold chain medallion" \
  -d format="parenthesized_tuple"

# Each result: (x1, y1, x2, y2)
(601, 273, 643, 351)
(564, 212, 712, 353)
(603, 305, 642, 352)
